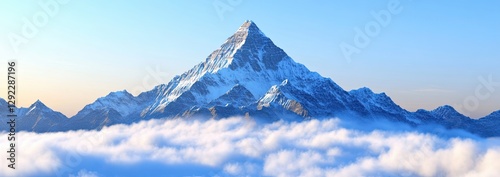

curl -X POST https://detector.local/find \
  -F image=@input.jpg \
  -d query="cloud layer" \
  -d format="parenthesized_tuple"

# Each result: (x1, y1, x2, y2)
(1, 117, 500, 177)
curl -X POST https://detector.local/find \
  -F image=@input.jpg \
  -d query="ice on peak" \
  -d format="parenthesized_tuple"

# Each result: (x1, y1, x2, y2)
(237, 20, 264, 35)
(200, 21, 269, 73)
(226, 20, 268, 49)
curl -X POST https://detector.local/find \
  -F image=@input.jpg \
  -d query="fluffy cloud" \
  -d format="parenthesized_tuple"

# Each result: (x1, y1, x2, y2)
(1, 117, 499, 177)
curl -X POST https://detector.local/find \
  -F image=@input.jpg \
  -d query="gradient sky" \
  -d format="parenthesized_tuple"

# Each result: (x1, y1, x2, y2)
(1, 0, 499, 118)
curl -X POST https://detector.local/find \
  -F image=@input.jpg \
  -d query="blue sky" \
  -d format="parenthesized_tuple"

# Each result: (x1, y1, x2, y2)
(1, 0, 499, 118)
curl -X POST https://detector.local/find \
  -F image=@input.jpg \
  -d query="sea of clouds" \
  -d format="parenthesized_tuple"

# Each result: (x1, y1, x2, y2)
(1, 117, 500, 177)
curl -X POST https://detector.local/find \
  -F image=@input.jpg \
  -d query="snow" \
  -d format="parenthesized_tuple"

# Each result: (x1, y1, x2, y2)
(86, 90, 140, 116)
(26, 105, 36, 115)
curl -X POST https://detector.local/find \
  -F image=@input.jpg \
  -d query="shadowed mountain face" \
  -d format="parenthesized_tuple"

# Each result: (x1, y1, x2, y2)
(1, 21, 499, 137)
(0, 100, 67, 132)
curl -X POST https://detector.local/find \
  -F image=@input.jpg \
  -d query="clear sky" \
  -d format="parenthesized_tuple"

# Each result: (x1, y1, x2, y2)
(1, 0, 499, 118)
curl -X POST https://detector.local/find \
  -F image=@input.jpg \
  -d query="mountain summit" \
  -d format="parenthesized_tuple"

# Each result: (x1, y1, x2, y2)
(137, 20, 371, 120)
(1, 21, 499, 137)
(15, 100, 67, 132)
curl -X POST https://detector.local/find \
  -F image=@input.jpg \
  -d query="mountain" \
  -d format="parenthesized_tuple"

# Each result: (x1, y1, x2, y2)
(349, 87, 417, 124)
(135, 20, 370, 120)
(0, 99, 68, 132)
(0, 98, 11, 131)
(61, 90, 144, 130)
(0, 21, 499, 137)
(474, 110, 500, 137)
(413, 105, 473, 130)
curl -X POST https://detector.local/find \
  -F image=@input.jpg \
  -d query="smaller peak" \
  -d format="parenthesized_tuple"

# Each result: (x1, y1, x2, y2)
(230, 84, 244, 89)
(30, 99, 48, 109)
(478, 110, 500, 120)
(358, 87, 374, 93)
(431, 105, 460, 114)
(350, 87, 375, 95)
(226, 84, 249, 94)
(415, 109, 430, 113)
(350, 87, 391, 101)
(487, 110, 500, 117)
(107, 90, 132, 97)
(34, 99, 43, 104)
(431, 105, 470, 119)
(436, 105, 455, 110)
(117, 89, 129, 93)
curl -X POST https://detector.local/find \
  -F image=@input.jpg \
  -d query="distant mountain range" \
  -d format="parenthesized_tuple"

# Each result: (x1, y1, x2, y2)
(1, 21, 498, 137)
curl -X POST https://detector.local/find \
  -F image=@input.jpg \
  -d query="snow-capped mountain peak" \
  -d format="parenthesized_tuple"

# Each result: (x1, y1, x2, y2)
(348, 87, 412, 122)
(31, 99, 47, 107)
(203, 20, 286, 73)
(84, 90, 139, 117)
(431, 105, 464, 117)
(25, 100, 53, 115)
(9, 100, 69, 132)
(349, 87, 375, 97)
(230, 20, 267, 47)
(140, 21, 315, 116)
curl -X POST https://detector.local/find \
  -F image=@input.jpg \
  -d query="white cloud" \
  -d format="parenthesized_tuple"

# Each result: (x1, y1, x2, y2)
(0, 117, 499, 177)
